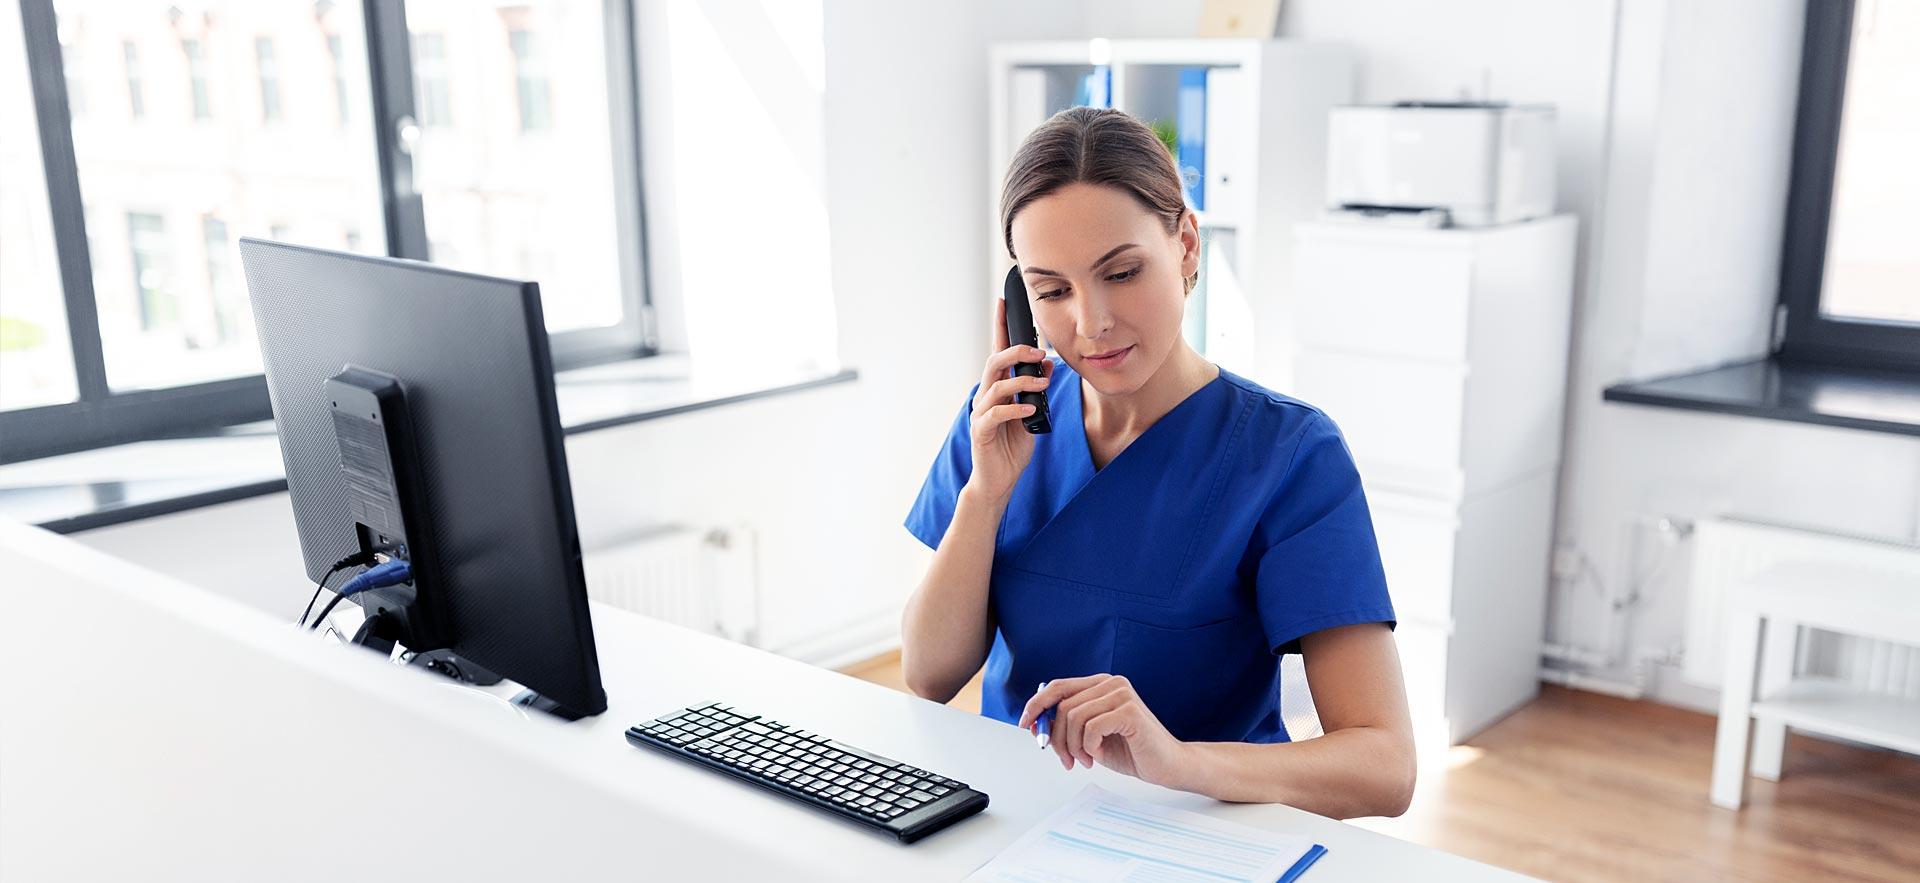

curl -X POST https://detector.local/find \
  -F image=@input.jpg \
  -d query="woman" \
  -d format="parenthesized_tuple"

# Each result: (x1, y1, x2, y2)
(900, 107, 1415, 819)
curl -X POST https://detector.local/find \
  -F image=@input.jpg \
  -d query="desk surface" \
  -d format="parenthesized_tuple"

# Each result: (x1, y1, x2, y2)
(568, 603, 1532, 881)
(2, 521, 1530, 881)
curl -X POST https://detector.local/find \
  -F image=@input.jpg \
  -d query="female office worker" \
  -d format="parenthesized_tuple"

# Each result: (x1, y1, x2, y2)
(900, 108, 1415, 819)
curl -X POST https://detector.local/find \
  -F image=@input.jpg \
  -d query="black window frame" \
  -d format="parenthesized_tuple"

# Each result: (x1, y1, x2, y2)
(1776, 0, 1920, 372)
(1, 0, 656, 465)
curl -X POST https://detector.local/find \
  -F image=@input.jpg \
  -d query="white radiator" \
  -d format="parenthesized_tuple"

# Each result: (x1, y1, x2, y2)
(581, 525, 760, 647)
(1685, 517, 1920, 696)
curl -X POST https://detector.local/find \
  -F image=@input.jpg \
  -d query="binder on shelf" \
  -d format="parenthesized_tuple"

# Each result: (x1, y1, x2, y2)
(1074, 65, 1111, 109)
(1202, 66, 1248, 226)
(1177, 67, 1207, 210)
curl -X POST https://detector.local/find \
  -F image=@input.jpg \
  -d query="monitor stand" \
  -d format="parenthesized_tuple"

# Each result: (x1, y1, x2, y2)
(510, 690, 589, 722)
(350, 609, 583, 721)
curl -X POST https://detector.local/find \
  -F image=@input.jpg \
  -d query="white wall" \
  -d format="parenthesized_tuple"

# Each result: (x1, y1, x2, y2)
(1054, 0, 1920, 710)
(72, 0, 1095, 667)
(66, 0, 1920, 702)
(1551, 0, 1920, 709)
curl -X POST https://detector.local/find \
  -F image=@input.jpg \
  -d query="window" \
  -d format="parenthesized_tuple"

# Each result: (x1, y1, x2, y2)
(2, 0, 652, 463)
(0, 1, 77, 412)
(327, 33, 349, 126)
(412, 32, 450, 127)
(58, 31, 81, 117)
(254, 37, 279, 122)
(508, 28, 552, 132)
(203, 217, 243, 345)
(407, 0, 630, 334)
(121, 39, 141, 118)
(1778, 0, 1920, 370)
(183, 37, 210, 120)
(126, 212, 174, 332)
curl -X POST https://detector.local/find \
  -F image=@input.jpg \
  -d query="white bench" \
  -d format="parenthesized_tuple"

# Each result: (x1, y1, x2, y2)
(1711, 562, 1920, 809)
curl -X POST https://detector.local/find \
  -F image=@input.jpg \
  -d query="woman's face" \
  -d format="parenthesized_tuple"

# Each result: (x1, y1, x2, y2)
(1009, 182, 1201, 397)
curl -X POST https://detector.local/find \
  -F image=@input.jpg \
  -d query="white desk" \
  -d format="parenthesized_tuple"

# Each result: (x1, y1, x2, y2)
(576, 606, 1532, 880)
(0, 522, 1532, 881)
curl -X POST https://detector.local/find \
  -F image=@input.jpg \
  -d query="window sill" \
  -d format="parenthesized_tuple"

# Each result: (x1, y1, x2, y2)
(1602, 356, 1920, 437)
(0, 355, 858, 534)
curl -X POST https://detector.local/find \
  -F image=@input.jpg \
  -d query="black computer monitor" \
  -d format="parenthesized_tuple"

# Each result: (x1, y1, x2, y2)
(241, 239, 606, 719)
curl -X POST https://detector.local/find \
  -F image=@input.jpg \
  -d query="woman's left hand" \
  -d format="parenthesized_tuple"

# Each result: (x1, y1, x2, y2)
(1018, 674, 1189, 786)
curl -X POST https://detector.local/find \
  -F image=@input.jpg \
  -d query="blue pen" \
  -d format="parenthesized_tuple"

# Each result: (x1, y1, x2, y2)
(1034, 681, 1055, 749)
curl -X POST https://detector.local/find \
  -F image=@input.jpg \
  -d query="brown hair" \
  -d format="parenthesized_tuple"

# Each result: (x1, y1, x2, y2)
(999, 107, 1197, 294)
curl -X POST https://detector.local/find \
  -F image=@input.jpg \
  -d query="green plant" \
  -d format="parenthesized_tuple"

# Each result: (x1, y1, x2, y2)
(1150, 118, 1178, 158)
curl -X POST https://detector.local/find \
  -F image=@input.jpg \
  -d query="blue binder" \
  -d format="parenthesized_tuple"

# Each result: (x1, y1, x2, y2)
(1177, 67, 1207, 209)
(1075, 65, 1112, 108)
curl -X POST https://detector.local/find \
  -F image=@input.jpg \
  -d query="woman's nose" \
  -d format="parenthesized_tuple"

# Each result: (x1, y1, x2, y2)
(1074, 291, 1115, 340)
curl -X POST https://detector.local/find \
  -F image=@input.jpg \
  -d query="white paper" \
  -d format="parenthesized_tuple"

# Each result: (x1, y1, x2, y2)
(966, 785, 1323, 883)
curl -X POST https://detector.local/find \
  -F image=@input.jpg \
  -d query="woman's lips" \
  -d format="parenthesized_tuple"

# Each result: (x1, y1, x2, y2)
(1082, 345, 1134, 370)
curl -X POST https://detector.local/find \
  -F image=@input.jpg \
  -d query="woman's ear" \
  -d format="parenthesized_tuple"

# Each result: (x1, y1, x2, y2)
(1178, 210, 1201, 285)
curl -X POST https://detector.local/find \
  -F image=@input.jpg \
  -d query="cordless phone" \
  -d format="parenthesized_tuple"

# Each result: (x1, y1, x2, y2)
(1002, 265, 1053, 434)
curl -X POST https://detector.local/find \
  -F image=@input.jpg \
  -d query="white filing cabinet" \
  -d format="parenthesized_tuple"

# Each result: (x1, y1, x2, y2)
(1292, 215, 1579, 745)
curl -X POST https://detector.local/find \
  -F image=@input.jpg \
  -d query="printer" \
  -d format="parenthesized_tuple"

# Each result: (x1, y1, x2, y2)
(1326, 102, 1556, 228)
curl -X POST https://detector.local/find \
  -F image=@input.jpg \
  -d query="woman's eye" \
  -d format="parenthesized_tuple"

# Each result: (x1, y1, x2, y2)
(1106, 267, 1141, 283)
(1036, 288, 1067, 301)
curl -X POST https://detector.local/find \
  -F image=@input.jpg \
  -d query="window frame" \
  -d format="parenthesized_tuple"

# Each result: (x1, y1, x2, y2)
(1776, 0, 1920, 372)
(2, 0, 656, 464)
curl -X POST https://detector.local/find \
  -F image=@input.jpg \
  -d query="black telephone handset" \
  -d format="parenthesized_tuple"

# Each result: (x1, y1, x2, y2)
(1002, 265, 1053, 434)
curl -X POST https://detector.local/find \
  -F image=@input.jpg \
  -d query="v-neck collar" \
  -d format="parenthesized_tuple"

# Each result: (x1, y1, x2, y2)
(1068, 364, 1227, 475)
(1003, 361, 1233, 567)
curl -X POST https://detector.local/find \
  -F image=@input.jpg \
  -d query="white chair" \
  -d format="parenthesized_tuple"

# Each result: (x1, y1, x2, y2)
(1710, 562, 1920, 809)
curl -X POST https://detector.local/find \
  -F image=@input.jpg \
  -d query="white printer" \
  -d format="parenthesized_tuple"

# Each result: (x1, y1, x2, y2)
(1326, 102, 1556, 227)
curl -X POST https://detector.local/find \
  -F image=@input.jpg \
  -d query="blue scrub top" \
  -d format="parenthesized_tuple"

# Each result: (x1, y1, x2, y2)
(904, 357, 1394, 744)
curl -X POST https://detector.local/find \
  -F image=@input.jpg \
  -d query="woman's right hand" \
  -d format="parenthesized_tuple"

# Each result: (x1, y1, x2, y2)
(967, 296, 1053, 505)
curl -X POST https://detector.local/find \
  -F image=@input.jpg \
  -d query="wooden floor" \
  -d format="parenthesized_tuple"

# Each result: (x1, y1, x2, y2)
(842, 652, 1920, 882)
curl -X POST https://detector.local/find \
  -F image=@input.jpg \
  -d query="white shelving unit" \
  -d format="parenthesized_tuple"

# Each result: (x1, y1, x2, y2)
(1711, 561, 1920, 809)
(1291, 215, 1581, 748)
(988, 39, 1353, 389)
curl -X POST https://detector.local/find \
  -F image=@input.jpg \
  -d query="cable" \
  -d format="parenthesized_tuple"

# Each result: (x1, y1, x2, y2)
(298, 566, 349, 629)
(296, 551, 377, 628)
(307, 559, 414, 632)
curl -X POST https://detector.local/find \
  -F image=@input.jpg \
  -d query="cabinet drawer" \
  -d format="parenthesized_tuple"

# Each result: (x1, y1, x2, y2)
(1293, 350, 1466, 494)
(1294, 234, 1472, 361)
(1367, 491, 1458, 629)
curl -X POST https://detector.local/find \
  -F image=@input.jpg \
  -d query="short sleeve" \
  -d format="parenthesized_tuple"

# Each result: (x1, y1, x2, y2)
(1254, 412, 1396, 656)
(904, 383, 979, 550)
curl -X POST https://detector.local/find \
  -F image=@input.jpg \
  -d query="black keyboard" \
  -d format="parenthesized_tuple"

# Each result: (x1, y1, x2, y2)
(625, 702, 989, 844)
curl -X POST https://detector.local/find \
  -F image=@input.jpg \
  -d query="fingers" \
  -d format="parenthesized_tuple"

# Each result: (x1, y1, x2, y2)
(972, 403, 1037, 441)
(1058, 681, 1129, 768)
(979, 344, 1047, 395)
(979, 374, 1050, 410)
(993, 296, 1010, 354)
(1081, 707, 1134, 764)
(1017, 674, 1109, 729)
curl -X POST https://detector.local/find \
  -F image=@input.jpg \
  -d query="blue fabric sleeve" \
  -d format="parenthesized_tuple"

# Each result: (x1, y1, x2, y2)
(1255, 412, 1396, 656)
(904, 383, 980, 550)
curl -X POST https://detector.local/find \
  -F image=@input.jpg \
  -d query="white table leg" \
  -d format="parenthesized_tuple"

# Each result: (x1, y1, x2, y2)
(1749, 617, 1796, 781)
(1711, 605, 1763, 810)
